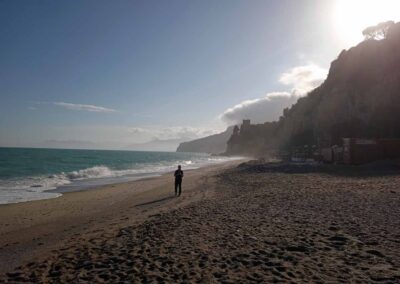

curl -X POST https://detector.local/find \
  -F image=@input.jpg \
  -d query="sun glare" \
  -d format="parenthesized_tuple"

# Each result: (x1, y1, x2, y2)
(334, 0, 400, 46)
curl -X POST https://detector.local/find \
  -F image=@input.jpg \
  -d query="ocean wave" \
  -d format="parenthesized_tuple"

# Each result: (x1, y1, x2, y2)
(0, 155, 240, 204)
(66, 166, 115, 180)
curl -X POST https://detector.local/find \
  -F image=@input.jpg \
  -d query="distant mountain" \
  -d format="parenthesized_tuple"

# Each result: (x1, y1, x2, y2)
(35, 140, 101, 149)
(226, 21, 400, 156)
(125, 138, 189, 152)
(176, 126, 234, 154)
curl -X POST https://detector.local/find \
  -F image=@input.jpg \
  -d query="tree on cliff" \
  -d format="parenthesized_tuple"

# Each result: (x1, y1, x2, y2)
(362, 21, 394, 40)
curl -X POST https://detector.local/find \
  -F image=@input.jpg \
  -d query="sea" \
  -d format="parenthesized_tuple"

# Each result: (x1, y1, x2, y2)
(0, 147, 238, 205)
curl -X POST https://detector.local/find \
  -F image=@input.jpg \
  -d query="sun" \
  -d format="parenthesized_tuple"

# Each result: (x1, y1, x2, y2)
(334, 0, 400, 46)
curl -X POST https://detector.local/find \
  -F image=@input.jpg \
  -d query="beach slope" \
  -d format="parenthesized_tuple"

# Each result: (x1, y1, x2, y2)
(1, 161, 400, 283)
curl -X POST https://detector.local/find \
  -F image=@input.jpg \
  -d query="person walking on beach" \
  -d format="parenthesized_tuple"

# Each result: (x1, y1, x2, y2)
(174, 165, 184, 197)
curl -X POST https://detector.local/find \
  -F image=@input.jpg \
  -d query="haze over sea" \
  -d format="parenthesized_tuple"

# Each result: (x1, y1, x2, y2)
(0, 147, 236, 205)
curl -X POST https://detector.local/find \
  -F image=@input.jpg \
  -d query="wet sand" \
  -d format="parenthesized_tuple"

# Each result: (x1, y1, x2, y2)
(1, 160, 400, 283)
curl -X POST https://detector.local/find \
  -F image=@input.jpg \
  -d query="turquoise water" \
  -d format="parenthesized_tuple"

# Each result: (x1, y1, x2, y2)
(0, 147, 235, 204)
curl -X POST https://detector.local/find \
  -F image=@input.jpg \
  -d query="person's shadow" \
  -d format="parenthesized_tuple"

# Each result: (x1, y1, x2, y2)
(135, 195, 175, 207)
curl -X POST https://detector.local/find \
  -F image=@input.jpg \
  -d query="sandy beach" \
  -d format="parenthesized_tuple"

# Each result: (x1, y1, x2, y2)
(1, 160, 400, 283)
(0, 161, 242, 274)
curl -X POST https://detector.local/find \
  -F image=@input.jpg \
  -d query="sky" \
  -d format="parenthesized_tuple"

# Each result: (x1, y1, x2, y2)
(1, 0, 399, 150)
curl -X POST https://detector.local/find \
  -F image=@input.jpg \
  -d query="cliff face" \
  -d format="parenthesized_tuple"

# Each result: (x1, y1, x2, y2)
(298, 21, 400, 146)
(226, 22, 400, 156)
(176, 126, 234, 154)
(225, 121, 278, 157)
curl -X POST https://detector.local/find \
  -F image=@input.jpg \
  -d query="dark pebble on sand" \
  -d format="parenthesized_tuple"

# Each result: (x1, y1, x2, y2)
(286, 245, 308, 252)
(213, 272, 222, 278)
(366, 250, 384, 257)
(329, 235, 347, 243)
(6, 272, 21, 278)
(48, 270, 61, 278)
(99, 273, 110, 280)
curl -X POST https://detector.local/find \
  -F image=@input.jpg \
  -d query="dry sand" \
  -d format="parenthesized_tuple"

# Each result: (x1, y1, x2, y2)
(1, 160, 400, 283)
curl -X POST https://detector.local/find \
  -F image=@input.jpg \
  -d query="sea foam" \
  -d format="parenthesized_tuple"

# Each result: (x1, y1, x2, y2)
(0, 154, 240, 205)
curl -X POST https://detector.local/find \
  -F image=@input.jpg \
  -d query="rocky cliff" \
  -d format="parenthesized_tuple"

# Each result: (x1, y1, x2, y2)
(226, 21, 400, 156)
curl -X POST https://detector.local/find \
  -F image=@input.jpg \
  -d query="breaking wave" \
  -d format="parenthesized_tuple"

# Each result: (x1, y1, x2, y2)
(0, 155, 240, 204)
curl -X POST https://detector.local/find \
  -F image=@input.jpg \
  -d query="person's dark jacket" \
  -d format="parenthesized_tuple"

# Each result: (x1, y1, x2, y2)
(174, 169, 183, 182)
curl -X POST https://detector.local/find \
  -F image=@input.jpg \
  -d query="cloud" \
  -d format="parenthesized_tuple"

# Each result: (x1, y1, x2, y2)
(220, 92, 297, 124)
(220, 64, 328, 124)
(53, 102, 116, 113)
(279, 64, 327, 96)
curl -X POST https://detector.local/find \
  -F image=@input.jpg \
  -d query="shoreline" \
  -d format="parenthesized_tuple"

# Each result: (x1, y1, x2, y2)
(51, 161, 232, 195)
(0, 155, 242, 206)
(0, 159, 244, 274)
